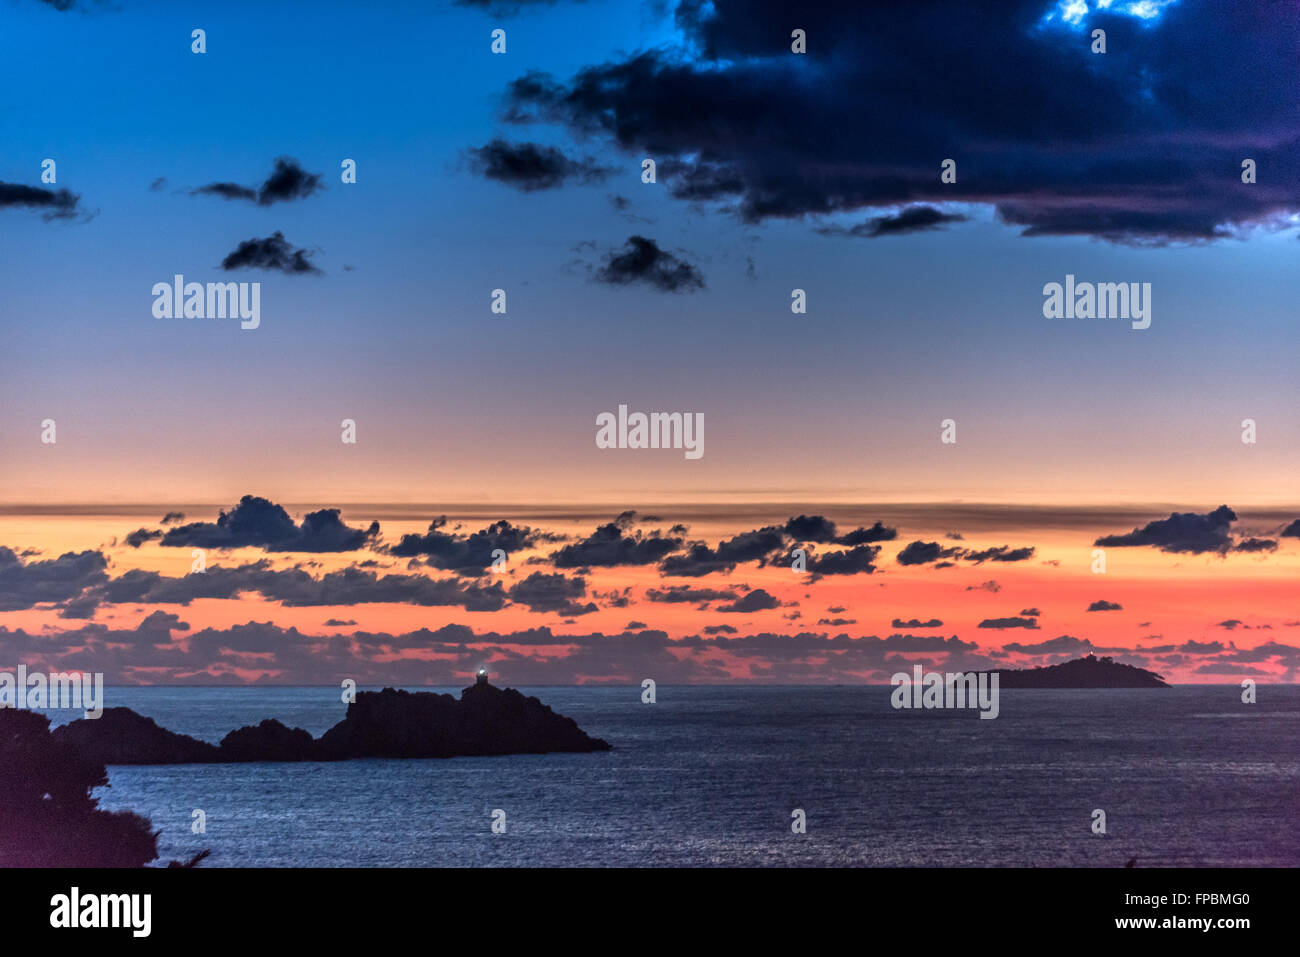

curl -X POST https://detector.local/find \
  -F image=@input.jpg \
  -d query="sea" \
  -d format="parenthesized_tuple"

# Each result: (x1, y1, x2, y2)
(37, 685, 1300, 867)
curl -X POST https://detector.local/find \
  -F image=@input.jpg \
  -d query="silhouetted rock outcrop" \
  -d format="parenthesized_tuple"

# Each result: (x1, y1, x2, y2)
(55, 680, 611, 765)
(53, 706, 222, 763)
(984, 654, 1168, 688)
(316, 682, 612, 758)
(219, 718, 317, 762)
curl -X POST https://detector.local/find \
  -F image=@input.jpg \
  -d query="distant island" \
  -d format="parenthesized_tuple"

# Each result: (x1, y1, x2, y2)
(54, 676, 612, 765)
(983, 654, 1169, 689)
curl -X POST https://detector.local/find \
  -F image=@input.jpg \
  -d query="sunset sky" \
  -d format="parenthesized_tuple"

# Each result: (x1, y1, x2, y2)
(1, 0, 1297, 684)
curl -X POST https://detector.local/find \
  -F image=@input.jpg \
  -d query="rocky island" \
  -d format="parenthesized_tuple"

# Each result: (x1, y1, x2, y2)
(982, 654, 1169, 688)
(53, 677, 612, 765)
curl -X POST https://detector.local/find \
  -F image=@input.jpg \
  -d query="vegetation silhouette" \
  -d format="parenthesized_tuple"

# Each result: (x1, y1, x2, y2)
(0, 708, 207, 867)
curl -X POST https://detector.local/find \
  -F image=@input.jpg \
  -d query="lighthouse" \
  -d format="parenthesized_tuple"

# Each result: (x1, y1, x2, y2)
(476, 667, 489, 686)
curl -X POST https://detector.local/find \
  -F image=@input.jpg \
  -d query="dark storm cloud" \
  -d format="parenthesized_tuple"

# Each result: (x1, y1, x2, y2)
(1094, 505, 1238, 554)
(650, 517, 894, 577)
(159, 496, 378, 552)
(806, 545, 881, 576)
(658, 524, 785, 577)
(962, 545, 1036, 564)
(895, 541, 962, 566)
(784, 514, 839, 543)
(1282, 519, 1300, 537)
(716, 588, 780, 613)
(467, 138, 612, 191)
(892, 618, 943, 629)
(123, 528, 163, 548)
(0, 546, 108, 611)
(591, 236, 705, 292)
(503, 0, 1300, 243)
(1087, 599, 1123, 611)
(783, 515, 897, 545)
(257, 157, 323, 204)
(220, 232, 322, 274)
(815, 205, 967, 238)
(644, 585, 740, 604)
(836, 521, 898, 545)
(978, 616, 1041, 630)
(390, 517, 542, 574)
(550, 511, 683, 567)
(0, 182, 82, 221)
(506, 572, 597, 616)
(192, 157, 322, 206)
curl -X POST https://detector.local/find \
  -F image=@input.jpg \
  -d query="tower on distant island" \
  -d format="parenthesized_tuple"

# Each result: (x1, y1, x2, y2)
(476, 668, 489, 686)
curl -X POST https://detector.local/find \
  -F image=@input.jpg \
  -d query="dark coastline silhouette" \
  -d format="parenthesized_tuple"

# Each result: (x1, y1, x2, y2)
(0, 708, 158, 867)
(54, 677, 612, 766)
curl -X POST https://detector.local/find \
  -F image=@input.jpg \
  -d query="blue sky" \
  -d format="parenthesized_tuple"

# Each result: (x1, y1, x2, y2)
(1, 0, 1296, 505)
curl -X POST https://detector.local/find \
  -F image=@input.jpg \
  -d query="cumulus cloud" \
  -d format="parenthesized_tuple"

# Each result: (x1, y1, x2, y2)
(0, 546, 108, 612)
(963, 545, 1036, 564)
(551, 511, 682, 567)
(590, 235, 705, 292)
(892, 618, 943, 629)
(159, 496, 378, 552)
(1095, 505, 1239, 554)
(192, 157, 323, 206)
(815, 205, 967, 238)
(390, 517, 542, 574)
(645, 585, 740, 604)
(0, 182, 82, 221)
(716, 588, 780, 613)
(506, 571, 597, 615)
(978, 616, 1041, 630)
(467, 138, 611, 191)
(501, 1, 1300, 244)
(220, 232, 322, 274)
(896, 541, 962, 566)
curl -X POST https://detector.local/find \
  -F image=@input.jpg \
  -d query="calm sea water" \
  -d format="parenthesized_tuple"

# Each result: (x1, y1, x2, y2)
(41, 685, 1300, 867)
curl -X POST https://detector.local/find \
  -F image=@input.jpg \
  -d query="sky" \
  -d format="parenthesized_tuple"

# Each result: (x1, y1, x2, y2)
(0, 0, 1297, 684)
